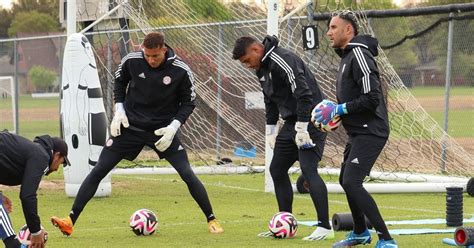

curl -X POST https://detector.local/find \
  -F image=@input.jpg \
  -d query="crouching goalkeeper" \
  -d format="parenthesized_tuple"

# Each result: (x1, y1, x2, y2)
(232, 35, 333, 241)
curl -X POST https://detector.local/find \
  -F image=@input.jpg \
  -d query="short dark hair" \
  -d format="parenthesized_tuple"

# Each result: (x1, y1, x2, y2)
(232, 36, 258, 60)
(143, 32, 165, 49)
(333, 11, 359, 36)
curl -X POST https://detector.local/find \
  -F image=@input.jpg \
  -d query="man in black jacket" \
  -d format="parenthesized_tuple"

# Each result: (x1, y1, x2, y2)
(232, 36, 333, 241)
(315, 12, 397, 248)
(51, 32, 223, 236)
(0, 131, 69, 248)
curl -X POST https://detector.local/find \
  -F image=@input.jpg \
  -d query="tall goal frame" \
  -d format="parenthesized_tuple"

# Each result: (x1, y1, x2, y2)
(0, 76, 17, 133)
(70, 0, 473, 193)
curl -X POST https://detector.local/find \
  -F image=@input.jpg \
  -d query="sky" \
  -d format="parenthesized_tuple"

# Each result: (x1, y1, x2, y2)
(0, 0, 12, 9)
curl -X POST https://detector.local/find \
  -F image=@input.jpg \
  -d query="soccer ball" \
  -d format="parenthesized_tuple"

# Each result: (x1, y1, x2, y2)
(17, 225, 47, 245)
(129, 209, 158, 236)
(311, 101, 342, 132)
(268, 211, 298, 238)
(319, 116, 342, 132)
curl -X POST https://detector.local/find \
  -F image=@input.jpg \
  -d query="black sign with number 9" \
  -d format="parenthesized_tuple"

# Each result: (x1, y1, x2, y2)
(302, 25, 318, 50)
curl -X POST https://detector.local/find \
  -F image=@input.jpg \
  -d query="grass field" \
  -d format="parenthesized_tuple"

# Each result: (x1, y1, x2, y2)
(0, 86, 472, 247)
(2, 171, 473, 247)
(408, 86, 474, 138)
(408, 86, 473, 97)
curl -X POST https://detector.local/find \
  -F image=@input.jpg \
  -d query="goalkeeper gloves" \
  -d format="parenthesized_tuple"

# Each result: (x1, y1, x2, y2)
(294, 122, 315, 149)
(110, 103, 129, 137)
(266, 124, 279, 150)
(154, 120, 181, 152)
(314, 100, 347, 125)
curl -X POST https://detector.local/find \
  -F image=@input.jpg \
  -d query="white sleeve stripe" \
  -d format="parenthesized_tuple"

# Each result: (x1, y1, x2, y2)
(353, 47, 371, 94)
(354, 47, 371, 93)
(270, 53, 296, 92)
(172, 60, 194, 82)
(172, 60, 196, 101)
(119, 52, 142, 64)
(270, 53, 295, 80)
(261, 46, 276, 62)
(348, 42, 369, 49)
(115, 53, 143, 79)
(0, 205, 16, 237)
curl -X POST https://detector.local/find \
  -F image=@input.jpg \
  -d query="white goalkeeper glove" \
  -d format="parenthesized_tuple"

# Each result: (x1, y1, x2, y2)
(266, 124, 279, 150)
(110, 103, 129, 137)
(294, 122, 315, 149)
(154, 120, 181, 152)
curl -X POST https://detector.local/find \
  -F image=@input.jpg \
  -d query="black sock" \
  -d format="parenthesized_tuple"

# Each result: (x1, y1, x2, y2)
(4, 236, 22, 248)
(207, 213, 216, 222)
(69, 212, 77, 225)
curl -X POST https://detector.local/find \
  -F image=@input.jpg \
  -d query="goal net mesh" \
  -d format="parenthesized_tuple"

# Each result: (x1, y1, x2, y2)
(75, 0, 473, 180)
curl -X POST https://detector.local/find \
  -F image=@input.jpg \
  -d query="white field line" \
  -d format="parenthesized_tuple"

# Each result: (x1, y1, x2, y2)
(114, 175, 453, 215)
(75, 218, 265, 233)
(66, 175, 471, 234)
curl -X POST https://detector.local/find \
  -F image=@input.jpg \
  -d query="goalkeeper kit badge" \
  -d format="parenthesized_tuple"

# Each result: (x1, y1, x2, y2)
(163, 76, 171, 85)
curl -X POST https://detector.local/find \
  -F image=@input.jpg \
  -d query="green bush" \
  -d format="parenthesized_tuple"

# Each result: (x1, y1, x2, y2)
(28, 65, 58, 92)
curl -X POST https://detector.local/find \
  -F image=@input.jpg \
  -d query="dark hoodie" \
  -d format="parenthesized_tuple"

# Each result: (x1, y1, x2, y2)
(0, 132, 52, 233)
(113, 45, 196, 131)
(334, 35, 389, 138)
(257, 35, 324, 124)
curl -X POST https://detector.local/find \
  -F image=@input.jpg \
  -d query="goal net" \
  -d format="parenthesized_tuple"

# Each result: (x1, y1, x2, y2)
(72, 0, 473, 186)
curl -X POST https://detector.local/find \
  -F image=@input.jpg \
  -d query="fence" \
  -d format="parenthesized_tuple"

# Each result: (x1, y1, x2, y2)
(0, 1, 472, 160)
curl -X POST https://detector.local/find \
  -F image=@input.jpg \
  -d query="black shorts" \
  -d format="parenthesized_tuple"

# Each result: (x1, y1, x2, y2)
(103, 126, 184, 161)
(342, 134, 387, 174)
(274, 120, 326, 160)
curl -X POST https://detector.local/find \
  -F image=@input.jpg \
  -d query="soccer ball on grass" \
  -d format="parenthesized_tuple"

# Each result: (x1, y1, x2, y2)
(268, 211, 298, 238)
(129, 209, 158, 236)
(17, 225, 48, 245)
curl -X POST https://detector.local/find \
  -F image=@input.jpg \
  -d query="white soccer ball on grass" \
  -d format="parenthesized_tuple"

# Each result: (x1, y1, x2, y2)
(129, 209, 158, 236)
(268, 211, 298, 238)
(17, 225, 47, 245)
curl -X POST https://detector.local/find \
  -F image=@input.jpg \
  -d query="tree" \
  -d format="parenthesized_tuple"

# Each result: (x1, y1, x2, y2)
(0, 8, 13, 38)
(11, 0, 59, 21)
(8, 10, 58, 37)
(184, 0, 233, 22)
(28, 65, 58, 92)
(0, 0, 60, 38)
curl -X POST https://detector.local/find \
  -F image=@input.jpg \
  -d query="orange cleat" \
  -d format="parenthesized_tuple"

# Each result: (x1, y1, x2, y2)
(50, 216, 73, 236)
(208, 219, 224, 234)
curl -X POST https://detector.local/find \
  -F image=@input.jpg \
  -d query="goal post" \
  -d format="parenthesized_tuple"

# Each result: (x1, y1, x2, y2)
(264, 0, 279, 193)
(0, 76, 17, 133)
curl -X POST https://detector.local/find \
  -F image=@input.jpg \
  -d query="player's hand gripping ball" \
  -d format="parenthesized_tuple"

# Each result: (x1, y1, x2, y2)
(17, 225, 48, 245)
(311, 100, 342, 132)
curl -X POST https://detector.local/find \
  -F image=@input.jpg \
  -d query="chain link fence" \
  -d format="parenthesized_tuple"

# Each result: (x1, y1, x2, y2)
(0, 3, 472, 158)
